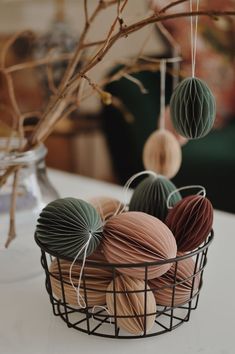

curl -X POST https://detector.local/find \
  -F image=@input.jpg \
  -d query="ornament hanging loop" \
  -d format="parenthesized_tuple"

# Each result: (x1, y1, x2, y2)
(114, 170, 158, 216)
(190, 0, 200, 78)
(69, 232, 92, 309)
(167, 185, 206, 209)
(91, 305, 112, 324)
(159, 59, 167, 130)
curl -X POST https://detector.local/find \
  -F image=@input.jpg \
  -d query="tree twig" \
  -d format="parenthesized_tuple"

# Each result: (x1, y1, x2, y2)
(5, 168, 20, 248)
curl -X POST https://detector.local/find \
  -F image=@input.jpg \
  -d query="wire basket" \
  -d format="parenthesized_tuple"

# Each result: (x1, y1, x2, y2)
(36, 230, 213, 339)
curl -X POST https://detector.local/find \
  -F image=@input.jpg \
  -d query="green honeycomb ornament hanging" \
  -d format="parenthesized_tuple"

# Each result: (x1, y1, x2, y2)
(170, 77, 216, 139)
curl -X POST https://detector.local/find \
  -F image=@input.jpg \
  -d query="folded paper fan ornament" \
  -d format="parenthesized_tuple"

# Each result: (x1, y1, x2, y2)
(102, 211, 177, 279)
(106, 275, 156, 335)
(166, 195, 213, 252)
(89, 196, 123, 221)
(170, 77, 216, 139)
(49, 249, 112, 307)
(149, 256, 200, 307)
(35, 198, 103, 259)
(129, 175, 181, 221)
(143, 129, 182, 179)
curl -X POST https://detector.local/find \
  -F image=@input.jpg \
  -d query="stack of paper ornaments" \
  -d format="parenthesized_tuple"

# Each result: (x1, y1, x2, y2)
(35, 178, 213, 335)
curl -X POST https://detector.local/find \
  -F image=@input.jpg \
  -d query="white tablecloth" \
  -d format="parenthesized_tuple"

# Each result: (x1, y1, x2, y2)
(0, 169, 234, 354)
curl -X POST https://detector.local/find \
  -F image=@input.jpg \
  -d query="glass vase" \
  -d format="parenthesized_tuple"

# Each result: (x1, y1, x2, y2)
(0, 141, 59, 283)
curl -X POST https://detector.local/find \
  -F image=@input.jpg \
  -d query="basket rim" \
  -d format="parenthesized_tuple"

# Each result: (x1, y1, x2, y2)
(35, 229, 214, 268)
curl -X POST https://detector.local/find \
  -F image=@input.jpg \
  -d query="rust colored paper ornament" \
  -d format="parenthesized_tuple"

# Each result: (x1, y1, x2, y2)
(89, 196, 123, 221)
(103, 211, 177, 279)
(149, 256, 200, 307)
(49, 250, 112, 307)
(166, 195, 213, 252)
(143, 129, 182, 179)
(106, 275, 156, 335)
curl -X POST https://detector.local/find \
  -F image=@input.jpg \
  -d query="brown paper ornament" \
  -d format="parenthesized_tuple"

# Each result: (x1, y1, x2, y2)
(143, 130, 182, 179)
(102, 211, 177, 279)
(49, 250, 113, 307)
(166, 195, 213, 252)
(89, 196, 123, 221)
(106, 275, 156, 335)
(149, 256, 200, 307)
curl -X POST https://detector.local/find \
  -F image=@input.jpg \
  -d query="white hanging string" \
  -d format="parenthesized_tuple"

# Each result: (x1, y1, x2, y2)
(190, 0, 200, 78)
(167, 185, 206, 209)
(114, 170, 158, 216)
(159, 59, 166, 130)
(69, 233, 92, 308)
(172, 47, 180, 90)
(91, 305, 112, 324)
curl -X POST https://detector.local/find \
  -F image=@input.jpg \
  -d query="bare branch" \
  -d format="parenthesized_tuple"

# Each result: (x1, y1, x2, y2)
(5, 168, 20, 248)
(0, 30, 34, 69)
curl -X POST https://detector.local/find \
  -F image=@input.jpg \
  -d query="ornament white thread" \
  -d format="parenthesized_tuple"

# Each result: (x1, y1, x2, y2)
(91, 305, 112, 324)
(114, 170, 158, 216)
(190, 0, 200, 77)
(167, 185, 206, 209)
(69, 232, 92, 308)
(159, 59, 166, 130)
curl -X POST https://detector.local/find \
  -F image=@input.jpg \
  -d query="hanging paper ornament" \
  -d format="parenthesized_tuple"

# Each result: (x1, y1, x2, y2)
(102, 211, 177, 279)
(149, 256, 200, 307)
(35, 197, 103, 259)
(166, 195, 213, 252)
(89, 196, 123, 221)
(49, 250, 112, 307)
(143, 129, 182, 179)
(106, 275, 156, 335)
(170, 77, 216, 139)
(129, 175, 181, 221)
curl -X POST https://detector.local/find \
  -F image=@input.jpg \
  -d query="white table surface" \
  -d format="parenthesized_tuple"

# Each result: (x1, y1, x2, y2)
(1, 169, 235, 354)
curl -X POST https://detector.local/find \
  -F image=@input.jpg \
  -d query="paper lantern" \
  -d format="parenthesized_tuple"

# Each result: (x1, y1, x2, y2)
(143, 130, 182, 179)
(170, 77, 216, 139)
(35, 198, 103, 259)
(49, 250, 112, 307)
(106, 275, 156, 335)
(129, 175, 181, 221)
(89, 196, 123, 221)
(149, 256, 200, 307)
(102, 211, 177, 279)
(166, 195, 213, 252)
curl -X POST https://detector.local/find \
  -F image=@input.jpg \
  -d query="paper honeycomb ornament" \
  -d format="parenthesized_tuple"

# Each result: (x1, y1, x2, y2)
(102, 211, 177, 279)
(143, 129, 182, 179)
(129, 175, 181, 221)
(106, 275, 156, 335)
(49, 248, 112, 307)
(149, 256, 200, 307)
(89, 196, 123, 221)
(35, 197, 103, 259)
(166, 195, 213, 252)
(170, 77, 216, 139)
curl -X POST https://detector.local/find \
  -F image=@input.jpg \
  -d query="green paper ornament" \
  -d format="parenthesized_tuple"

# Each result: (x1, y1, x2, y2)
(129, 175, 181, 221)
(35, 198, 103, 259)
(170, 77, 216, 139)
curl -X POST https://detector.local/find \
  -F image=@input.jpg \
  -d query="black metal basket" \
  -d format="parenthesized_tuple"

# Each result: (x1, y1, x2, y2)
(36, 230, 213, 339)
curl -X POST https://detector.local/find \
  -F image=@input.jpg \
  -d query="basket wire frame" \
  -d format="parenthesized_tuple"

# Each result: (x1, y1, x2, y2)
(38, 231, 213, 339)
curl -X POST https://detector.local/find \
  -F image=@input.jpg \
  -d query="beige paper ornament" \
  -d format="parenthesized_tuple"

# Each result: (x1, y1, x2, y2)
(149, 256, 200, 307)
(143, 129, 182, 179)
(49, 250, 113, 307)
(106, 275, 156, 335)
(89, 196, 123, 221)
(103, 211, 177, 279)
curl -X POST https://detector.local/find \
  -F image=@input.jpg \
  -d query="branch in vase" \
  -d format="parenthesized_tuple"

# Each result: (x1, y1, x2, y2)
(5, 168, 20, 248)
